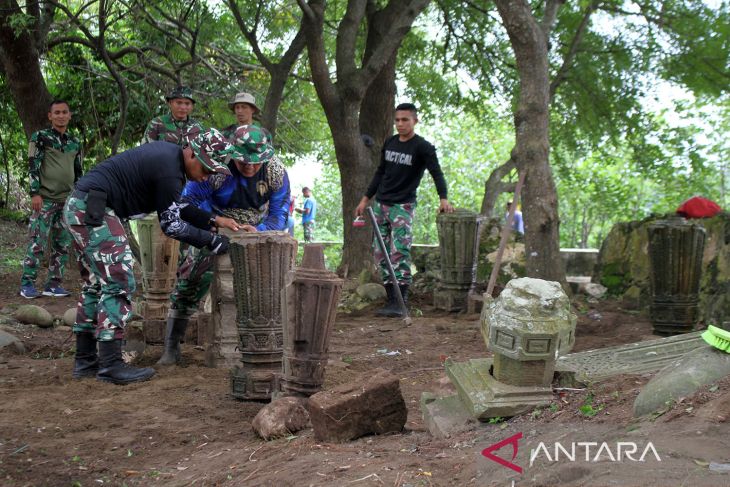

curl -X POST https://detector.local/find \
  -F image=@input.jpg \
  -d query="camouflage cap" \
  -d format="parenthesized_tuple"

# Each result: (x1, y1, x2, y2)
(166, 86, 195, 103)
(188, 129, 233, 175)
(230, 125, 275, 164)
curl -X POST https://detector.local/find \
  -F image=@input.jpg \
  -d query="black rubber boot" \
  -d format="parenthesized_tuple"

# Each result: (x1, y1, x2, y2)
(376, 283, 398, 316)
(386, 284, 409, 318)
(156, 316, 189, 366)
(73, 332, 99, 379)
(97, 340, 155, 385)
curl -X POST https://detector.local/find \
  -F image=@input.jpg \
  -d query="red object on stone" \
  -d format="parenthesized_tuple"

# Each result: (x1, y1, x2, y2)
(676, 196, 722, 218)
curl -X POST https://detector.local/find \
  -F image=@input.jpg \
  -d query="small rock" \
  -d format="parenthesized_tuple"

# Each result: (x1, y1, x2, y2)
(584, 283, 607, 299)
(252, 396, 310, 440)
(356, 283, 386, 301)
(0, 329, 25, 354)
(63, 308, 76, 326)
(13, 305, 53, 328)
(587, 310, 602, 321)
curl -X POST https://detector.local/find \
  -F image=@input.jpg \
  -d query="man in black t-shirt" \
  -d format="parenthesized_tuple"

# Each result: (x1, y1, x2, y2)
(63, 129, 244, 385)
(355, 103, 454, 318)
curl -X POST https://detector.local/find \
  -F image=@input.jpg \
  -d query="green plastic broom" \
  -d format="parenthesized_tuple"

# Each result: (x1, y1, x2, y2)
(701, 325, 730, 353)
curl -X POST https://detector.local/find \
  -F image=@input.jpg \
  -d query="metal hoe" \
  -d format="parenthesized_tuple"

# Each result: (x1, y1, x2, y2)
(366, 206, 412, 326)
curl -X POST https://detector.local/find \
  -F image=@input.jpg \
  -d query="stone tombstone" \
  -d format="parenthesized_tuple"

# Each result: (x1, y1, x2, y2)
(229, 231, 297, 400)
(206, 231, 243, 369)
(136, 215, 180, 321)
(280, 244, 343, 397)
(481, 277, 576, 387)
(434, 209, 484, 311)
(648, 216, 706, 334)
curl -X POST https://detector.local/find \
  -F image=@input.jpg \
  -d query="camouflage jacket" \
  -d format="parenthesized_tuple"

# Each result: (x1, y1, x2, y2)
(28, 128, 83, 197)
(142, 114, 204, 146)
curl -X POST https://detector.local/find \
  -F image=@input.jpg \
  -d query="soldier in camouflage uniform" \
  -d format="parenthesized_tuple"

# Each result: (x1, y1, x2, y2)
(64, 129, 244, 384)
(158, 125, 290, 366)
(143, 86, 204, 146)
(20, 100, 83, 299)
(355, 103, 454, 318)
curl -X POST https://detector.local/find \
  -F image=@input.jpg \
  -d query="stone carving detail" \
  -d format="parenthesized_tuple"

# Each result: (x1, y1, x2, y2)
(136, 215, 179, 321)
(280, 245, 343, 397)
(648, 216, 706, 334)
(227, 231, 296, 400)
(434, 209, 483, 311)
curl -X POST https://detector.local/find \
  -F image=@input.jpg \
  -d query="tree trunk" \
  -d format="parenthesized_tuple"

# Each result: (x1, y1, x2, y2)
(494, 0, 566, 285)
(480, 157, 517, 217)
(298, 0, 429, 276)
(0, 0, 52, 138)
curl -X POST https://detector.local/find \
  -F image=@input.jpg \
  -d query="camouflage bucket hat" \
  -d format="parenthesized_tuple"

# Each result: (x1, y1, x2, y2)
(230, 125, 275, 164)
(166, 85, 195, 103)
(188, 129, 233, 175)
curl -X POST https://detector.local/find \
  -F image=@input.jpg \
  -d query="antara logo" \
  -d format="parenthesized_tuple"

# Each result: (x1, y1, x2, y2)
(481, 432, 662, 473)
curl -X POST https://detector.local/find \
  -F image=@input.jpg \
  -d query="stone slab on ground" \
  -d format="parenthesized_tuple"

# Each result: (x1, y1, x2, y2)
(445, 358, 552, 420)
(420, 392, 478, 438)
(307, 368, 407, 443)
(13, 305, 53, 328)
(634, 345, 730, 417)
(558, 330, 706, 381)
(252, 396, 310, 440)
(0, 329, 25, 354)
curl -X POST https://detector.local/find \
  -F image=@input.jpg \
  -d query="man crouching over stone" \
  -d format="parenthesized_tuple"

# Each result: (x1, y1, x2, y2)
(63, 130, 243, 385)
(157, 125, 290, 366)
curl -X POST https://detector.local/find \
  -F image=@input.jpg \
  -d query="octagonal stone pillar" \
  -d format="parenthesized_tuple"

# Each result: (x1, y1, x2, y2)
(481, 277, 576, 387)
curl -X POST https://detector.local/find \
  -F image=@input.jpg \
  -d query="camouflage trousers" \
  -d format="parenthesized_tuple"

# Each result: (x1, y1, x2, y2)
(303, 221, 315, 243)
(21, 200, 72, 287)
(373, 201, 415, 285)
(168, 245, 215, 319)
(62, 195, 135, 341)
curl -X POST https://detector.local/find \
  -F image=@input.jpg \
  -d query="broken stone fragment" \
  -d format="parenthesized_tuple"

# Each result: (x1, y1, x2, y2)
(307, 368, 407, 443)
(252, 396, 310, 440)
(13, 305, 53, 328)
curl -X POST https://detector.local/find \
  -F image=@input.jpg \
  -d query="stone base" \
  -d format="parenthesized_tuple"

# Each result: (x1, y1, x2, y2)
(136, 298, 171, 321)
(420, 392, 479, 438)
(445, 358, 552, 420)
(433, 287, 469, 312)
(231, 366, 279, 401)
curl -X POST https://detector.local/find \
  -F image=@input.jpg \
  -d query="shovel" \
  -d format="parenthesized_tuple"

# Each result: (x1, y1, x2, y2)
(366, 206, 412, 326)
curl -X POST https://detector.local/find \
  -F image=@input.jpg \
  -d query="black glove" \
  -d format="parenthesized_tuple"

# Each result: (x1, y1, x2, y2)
(208, 233, 230, 255)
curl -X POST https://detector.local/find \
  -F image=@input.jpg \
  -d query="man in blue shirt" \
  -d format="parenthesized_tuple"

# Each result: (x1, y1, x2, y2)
(158, 125, 291, 365)
(296, 187, 317, 243)
(506, 201, 524, 235)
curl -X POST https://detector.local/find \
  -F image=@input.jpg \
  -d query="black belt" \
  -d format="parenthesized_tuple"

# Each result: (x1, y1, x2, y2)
(72, 189, 88, 199)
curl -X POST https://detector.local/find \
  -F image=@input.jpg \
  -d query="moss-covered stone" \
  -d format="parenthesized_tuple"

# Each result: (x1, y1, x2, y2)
(13, 305, 53, 328)
(596, 212, 730, 324)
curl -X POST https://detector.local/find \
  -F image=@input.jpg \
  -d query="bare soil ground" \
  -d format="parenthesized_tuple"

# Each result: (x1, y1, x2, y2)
(0, 219, 728, 487)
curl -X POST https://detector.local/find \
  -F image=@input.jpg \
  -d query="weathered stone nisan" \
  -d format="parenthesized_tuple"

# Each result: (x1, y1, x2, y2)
(307, 368, 407, 442)
(206, 235, 244, 369)
(280, 245, 343, 397)
(228, 231, 296, 400)
(557, 330, 705, 381)
(136, 215, 179, 321)
(434, 209, 483, 312)
(482, 277, 576, 387)
(648, 217, 706, 334)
